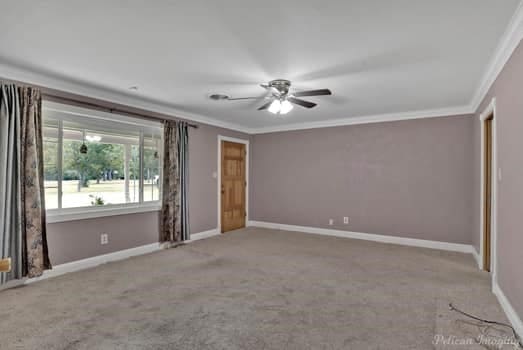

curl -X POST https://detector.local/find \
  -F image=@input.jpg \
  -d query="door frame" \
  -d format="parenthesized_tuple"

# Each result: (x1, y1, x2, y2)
(217, 135, 250, 233)
(479, 97, 498, 286)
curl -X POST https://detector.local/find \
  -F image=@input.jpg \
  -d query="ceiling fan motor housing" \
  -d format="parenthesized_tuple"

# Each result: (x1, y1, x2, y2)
(212, 79, 330, 112)
(268, 79, 291, 95)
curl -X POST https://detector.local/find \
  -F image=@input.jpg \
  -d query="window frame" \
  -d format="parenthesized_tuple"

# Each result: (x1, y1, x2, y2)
(43, 101, 163, 223)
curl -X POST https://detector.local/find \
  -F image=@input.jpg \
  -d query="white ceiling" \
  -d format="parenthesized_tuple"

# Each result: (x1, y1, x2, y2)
(0, 0, 520, 131)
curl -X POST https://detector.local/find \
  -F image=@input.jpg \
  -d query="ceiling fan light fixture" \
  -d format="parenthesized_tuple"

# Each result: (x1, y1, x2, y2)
(268, 99, 281, 114)
(279, 100, 293, 114)
(223, 79, 331, 113)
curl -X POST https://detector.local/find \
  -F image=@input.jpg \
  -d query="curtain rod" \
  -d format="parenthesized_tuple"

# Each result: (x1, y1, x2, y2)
(42, 93, 198, 129)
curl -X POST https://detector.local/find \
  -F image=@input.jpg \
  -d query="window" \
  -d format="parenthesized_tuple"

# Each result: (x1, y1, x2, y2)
(43, 102, 162, 219)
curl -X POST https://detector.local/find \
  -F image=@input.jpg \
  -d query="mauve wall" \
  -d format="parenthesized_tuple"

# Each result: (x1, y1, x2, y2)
(47, 122, 251, 265)
(47, 212, 159, 265)
(473, 41, 523, 320)
(188, 123, 252, 233)
(251, 115, 474, 244)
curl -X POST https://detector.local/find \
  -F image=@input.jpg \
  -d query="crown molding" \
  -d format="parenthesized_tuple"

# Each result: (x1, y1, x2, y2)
(469, 0, 523, 112)
(250, 0, 523, 135)
(250, 105, 474, 134)
(0, 61, 253, 134)
(0, 60, 472, 134)
(2, 1, 521, 135)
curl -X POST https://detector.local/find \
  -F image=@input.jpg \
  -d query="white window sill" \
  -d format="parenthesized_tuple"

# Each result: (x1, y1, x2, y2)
(46, 203, 162, 223)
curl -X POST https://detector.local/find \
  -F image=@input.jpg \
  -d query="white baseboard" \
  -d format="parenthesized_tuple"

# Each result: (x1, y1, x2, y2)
(22, 228, 221, 286)
(247, 221, 523, 338)
(472, 248, 482, 270)
(189, 228, 220, 241)
(248, 221, 475, 254)
(27, 242, 163, 284)
(0, 278, 27, 291)
(493, 281, 523, 341)
(7, 223, 522, 342)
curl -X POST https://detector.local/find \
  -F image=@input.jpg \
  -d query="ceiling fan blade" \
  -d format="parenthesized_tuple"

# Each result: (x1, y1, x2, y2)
(292, 89, 332, 97)
(260, 84, 281, 96)
(257, 101, 273, 110)
(288, 97, 317, 109)
(226, 96, 260, 100)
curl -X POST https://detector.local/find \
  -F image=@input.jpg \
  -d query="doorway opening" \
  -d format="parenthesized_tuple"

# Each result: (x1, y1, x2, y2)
(482, 115, 493, 272)
(479, 98, 497, 278)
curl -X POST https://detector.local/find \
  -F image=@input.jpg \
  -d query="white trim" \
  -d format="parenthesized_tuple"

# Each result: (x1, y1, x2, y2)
(248, 221, 475, 254)
(217, 135, 250, 233)
(251, 105, 474, 134)
(0, 57, 474, 135)
(44, 101, 163, 129)
(43, 99, 164, 222)
(159, 228, 220, 246)
(472, 248, 482, 270)
(470, 1, 523, 112)
(5, 226, 521, 342)
(46, 203, 161, 223)
(250, 2, 523, 132)
(1, 228, 221, 288)
(2, 3, 522, 134)
(493, 281, 523, 341)
(57, 120, 63, 209)
(0, 61, 252, 134)
(0, 279, 26, 292)
(478, 98, 498, 288)
(190, 228, 220, 241)
(138, 131, 145, 203)
(27, 242, 163, 283)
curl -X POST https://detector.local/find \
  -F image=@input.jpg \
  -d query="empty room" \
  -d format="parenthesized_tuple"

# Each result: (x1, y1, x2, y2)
(1, 1, 522, 349)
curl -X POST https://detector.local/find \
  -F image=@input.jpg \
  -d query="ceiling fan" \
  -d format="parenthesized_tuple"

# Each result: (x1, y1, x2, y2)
(209, 79, 332, 115)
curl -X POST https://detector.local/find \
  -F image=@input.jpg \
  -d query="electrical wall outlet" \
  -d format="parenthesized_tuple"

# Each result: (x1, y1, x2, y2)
(343, 217, 349, 224)
(100, 233, 109, 245)
(328, 219, 334, 226)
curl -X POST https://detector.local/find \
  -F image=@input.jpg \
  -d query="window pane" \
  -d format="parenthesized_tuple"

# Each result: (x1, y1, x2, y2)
(42, 102, 163, 211)
(61, 121, 140, 208)
(127, 144, 140, 203)
(43, 120, 59, 209)
(143, 133, 161, 202)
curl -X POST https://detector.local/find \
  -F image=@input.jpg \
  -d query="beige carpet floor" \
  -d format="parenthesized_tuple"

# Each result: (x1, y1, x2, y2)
(0, 228, 514, 349)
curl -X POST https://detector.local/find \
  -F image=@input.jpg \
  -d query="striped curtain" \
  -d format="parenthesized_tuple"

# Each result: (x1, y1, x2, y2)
(0, 84, 51, 284)
(160, 120, 190, 243)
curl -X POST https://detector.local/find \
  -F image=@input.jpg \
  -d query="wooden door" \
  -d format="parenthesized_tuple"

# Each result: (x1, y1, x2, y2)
(221, 141, 246, 233)
(0, 258, 11, 272)
(483, 116, 493, 271)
